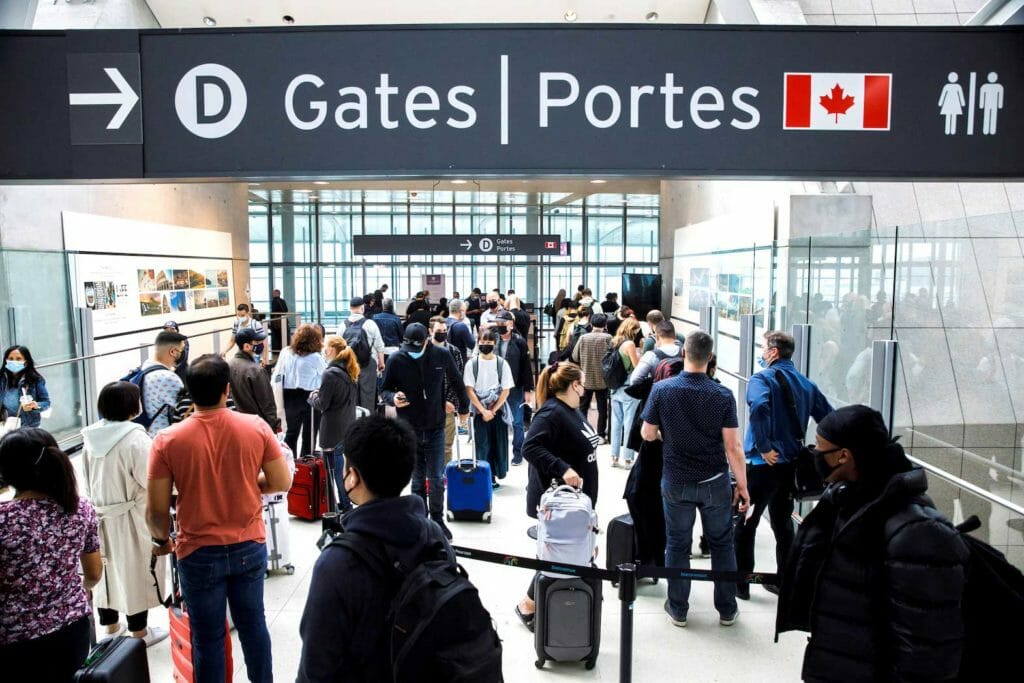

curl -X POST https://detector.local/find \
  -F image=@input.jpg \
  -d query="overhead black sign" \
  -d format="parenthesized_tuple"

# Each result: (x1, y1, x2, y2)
(354, 234, 565, 256)
(1, 25, 1024, 179)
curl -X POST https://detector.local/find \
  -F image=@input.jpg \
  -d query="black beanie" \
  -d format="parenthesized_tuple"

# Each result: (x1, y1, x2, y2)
(817, 405, 911, 483)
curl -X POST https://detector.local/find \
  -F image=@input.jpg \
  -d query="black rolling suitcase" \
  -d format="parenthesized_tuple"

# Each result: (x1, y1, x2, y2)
(606, 513, 658, 586)
(74, 636, 150, 682)
(533, 574, 601, 670)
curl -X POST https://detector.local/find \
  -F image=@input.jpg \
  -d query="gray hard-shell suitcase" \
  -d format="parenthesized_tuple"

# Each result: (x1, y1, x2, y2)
(533, 573, 601, 670)
(74, 636, 150, 682)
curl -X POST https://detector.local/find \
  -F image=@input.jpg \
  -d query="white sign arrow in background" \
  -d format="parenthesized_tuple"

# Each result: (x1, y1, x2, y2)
(461, 239, 472, 251)
(69, 67, 139, 130)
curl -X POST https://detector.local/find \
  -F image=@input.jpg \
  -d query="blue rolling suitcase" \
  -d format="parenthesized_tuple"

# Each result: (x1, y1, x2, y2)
(445, 432, 493, 523)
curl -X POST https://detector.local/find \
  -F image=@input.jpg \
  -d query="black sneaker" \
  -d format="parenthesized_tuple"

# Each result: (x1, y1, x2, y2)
(736, 583, 750, 601)
(763, 583, 780, 596)
(511, 457, 524, 466)
(432, 517, 454, 540)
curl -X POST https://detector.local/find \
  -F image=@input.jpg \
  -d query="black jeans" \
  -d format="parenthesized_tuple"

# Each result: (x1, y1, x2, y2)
(734, 461, 795, 585)
(97, 607, 148, 632)
(580, 388, 609, 438)
(284, 388, 320, 457)
(0, 615, 90, 681)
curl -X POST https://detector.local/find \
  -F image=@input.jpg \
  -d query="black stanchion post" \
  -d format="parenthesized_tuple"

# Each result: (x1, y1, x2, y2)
(617, 563, 637, 683)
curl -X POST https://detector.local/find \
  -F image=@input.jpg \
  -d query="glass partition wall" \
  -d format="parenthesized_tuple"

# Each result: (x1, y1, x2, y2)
(249, 190, 660, 355)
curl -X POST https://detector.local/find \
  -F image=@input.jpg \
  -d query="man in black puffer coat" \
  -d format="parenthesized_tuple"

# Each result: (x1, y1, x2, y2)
(776, 405, 969, 682)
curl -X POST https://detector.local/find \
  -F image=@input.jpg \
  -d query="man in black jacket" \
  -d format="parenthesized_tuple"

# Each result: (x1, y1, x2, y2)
(380, 323, 469, 539)
(227, 327, 281, 431)
(296, 415, 454, 682)
(494, 310, 534, 466)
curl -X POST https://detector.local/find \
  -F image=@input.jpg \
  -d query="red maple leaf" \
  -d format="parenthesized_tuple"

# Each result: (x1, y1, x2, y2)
(819, 83, 855, 123)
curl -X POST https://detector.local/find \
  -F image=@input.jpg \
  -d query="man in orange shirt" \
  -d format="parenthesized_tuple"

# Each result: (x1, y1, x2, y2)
(147, 355, 292, 683)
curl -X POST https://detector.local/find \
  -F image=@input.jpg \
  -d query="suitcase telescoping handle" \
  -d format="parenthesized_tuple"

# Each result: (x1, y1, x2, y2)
(458, 414, 479, 472)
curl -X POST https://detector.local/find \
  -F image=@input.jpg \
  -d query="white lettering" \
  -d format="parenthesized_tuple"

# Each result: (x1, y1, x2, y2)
(584, 85, 621, 128)
(447, 85, 477, 128)
(375, 73, 399, 129)
(690, 86, 724, 130)
(731, 87, 760, 130)
(285, 74, 326, 130)
(406, 86, 440, 129)
(539, 72, 579, 127)
(629, 85, 655, 128)
(334, 86, 368, 129)
(660, 73, 685, 129)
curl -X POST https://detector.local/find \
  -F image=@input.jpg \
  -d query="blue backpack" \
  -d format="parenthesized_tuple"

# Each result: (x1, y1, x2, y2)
(120, 365, 173, 429)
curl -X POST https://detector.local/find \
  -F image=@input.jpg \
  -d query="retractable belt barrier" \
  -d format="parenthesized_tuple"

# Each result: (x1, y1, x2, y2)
(451, 544, 779, 683)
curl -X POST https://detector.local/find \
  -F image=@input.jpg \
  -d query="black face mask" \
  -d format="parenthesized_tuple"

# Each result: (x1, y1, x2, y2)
(487, 301, 498, 309)
(478, 344, 495, 355)
(814, 449, 842, 482)
(433, 332, 448, 343)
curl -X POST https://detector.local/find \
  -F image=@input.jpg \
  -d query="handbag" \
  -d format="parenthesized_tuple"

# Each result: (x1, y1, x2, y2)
(0, 404, 23, 438)
(775, 370, 826, 500)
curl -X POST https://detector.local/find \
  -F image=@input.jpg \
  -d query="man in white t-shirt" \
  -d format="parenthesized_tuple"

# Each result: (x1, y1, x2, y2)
(223, 303, 267, 366)
(464, 329, 514, 488)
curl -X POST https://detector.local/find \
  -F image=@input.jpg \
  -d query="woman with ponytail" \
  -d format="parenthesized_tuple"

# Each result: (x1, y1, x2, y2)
(776, 405, 970, 682)
(515, 361, 601, 630)
(311, 336, 360, 512)
(0, 428, 103, 679)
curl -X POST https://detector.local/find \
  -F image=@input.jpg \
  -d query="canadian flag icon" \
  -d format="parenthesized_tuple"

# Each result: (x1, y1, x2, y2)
(784, 72, 892, 131)
(544, 240, 557, 249)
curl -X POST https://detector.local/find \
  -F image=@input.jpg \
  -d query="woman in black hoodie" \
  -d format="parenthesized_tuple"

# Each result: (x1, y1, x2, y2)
(311, 336, 360, 512)
(776, 405, 969, 682)
(515, 361, 600, 629)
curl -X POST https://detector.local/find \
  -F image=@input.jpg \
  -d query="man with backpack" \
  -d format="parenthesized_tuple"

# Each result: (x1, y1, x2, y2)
(571, 313, 613, 441)
(345, 296, 385, 412)
(736, 330, 832, 600)
(629, 319, 682, 385)
(495, 310, 533, 466)
(130, 330, 187, 436)
(296, 415, 502, 682)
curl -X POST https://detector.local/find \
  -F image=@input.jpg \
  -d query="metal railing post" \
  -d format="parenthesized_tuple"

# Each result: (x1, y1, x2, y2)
(737, 314, 757, 437)
(75, 307, 98, 427)
(699, 306, 718, 339)
(869, 339, 899, 434)
(617, 564, 637, 683)
(138, 343, 148, 366)
(791, 324, 812, 376)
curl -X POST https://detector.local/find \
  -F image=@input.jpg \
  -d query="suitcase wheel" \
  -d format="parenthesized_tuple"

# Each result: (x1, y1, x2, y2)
(585, 659, 597, 670)
(286, 565, 296, 575)
(445, 510, 454, 522)
(535, 660, 545, 670)
(483, 511, 492, 523)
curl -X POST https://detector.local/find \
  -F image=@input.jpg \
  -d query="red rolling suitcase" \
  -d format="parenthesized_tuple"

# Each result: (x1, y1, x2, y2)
(288, 454, 328, 520)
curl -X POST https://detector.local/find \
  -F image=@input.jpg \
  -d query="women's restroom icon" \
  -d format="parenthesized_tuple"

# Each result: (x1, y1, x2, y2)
(940, 71, 1003, 136)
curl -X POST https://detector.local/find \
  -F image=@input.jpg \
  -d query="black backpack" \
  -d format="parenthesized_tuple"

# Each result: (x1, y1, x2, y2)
(601, 341, 629, 390)
(329, 533, 503, 683)
(119, 365, 172, 429)
(344, 318, 373, 367)
(955, 515, 1024, 679)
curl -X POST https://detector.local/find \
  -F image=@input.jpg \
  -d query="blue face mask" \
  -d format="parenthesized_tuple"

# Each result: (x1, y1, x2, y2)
(408, 349, 425, 360)
(5, 360, 25, 374)
(757, 356, 768, 369)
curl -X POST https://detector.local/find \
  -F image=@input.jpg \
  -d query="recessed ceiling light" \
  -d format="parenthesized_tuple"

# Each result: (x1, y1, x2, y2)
(249, 182, 261, 186)
(313, 181, 328, 185)
(282, 15, 295, 24)
(202, 16, 216, 26)
(646, 11, 659, 22)
(294, 188, 309, 193)
(564, 10, 578, 22)
(590, 179, 607, 184)
(451, 179, 468, 185)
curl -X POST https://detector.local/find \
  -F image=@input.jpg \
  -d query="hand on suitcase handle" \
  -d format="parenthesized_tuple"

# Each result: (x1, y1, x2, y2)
(562, 468, 583, 488)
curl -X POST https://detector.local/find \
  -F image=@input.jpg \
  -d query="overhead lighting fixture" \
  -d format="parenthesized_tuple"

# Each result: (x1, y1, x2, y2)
(249, 182, 261, 186)
(313, 181, 328, 185)
(202, 16, 217, 26)
(564, 10, 578, 22)
(282, 15, 295, 24)
(451, 179, 468, 185)
(590, 179, 607, 184)
(293, 188, 309, 193)
(646, 11, 659, 22)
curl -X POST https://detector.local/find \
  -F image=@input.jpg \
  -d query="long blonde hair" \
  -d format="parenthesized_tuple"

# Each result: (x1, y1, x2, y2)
(613, 317, 641, 346)
(324, 336, 360, 382)
(535, 361, 583, 406)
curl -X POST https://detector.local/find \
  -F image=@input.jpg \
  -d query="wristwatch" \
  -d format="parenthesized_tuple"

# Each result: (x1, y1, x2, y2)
(151, 537, 169, 548)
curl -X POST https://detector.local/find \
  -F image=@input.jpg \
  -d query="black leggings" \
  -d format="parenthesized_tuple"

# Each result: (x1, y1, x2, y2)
(0, 615, 91, 681)
(284, 388, 321, 457)
(97, 607, 147, 632)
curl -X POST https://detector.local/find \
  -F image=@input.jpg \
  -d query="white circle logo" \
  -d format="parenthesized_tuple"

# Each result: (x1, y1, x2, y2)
(175, 64, 247, 139)
(478, 238, 494, 252)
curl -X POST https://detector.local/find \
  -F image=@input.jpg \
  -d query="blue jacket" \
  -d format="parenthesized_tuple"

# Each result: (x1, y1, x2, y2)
(445, 317, 476, 364)
(0, 373, 51, 429)
(372, 311, 404, 348)
(744, 359, 831, 465)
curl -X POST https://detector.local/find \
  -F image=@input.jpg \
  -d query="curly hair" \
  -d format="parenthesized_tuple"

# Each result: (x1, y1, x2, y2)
(290, 323, 324, 356)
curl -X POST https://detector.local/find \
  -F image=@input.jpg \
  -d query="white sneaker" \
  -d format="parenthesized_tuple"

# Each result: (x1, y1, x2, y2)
(141, 626, 170, 648)
(100, 624, 126, 640)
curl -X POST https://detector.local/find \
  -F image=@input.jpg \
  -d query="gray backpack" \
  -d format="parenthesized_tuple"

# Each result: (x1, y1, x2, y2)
(536, 484, 598, 576)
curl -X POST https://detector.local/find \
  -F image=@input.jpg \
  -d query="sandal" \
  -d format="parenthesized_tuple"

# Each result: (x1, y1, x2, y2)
(515, 605, 536, 632)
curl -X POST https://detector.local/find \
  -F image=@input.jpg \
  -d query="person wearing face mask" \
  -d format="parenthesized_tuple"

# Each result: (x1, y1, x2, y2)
(380, 323, 470, 540)
(735, 331, 832, 600)
(1, 345, 50, 430)
(223, 303, 268, 366)
(515, 361, 600, 630)
(296, 416, 470, 682)
(163, 321, 190, 380)
(138, 331, 187, 437)
(228, 327, 281, 432)
(479, 290, 505, 331)
(493, 311, 534, 466)
(776, 405, 969, 683)
(428, 317, 464, 465)
(310, 337, 360, 513)
(464, 330, 514, 488)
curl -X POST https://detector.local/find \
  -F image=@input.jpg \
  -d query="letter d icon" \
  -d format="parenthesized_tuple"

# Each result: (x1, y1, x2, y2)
(175, 64, 247, 139)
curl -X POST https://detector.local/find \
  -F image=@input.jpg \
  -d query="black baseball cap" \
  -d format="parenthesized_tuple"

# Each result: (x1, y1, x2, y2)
(236, 327, 267, 346)
(402, 323, 429, 353)
(163, 321, 179, 331)
(496, 310, 514, 322)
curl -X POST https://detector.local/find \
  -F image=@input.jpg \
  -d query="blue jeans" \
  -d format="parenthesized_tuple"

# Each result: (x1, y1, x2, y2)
(177, 541, 272, 683)
(328, 446, 353, 512)
(610, 387, 639, 462)
(411, 428, 446, 517)
(508, 387, 526, 462)
(662, 475, 737, 620)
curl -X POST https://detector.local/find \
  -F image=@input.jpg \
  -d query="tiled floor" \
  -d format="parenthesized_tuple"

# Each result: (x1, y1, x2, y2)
(133, 437, 806, 681)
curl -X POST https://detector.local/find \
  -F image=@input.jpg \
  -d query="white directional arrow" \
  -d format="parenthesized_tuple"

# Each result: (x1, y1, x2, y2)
(69, 67, 139, 130)
(461, 239, 472, 251)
